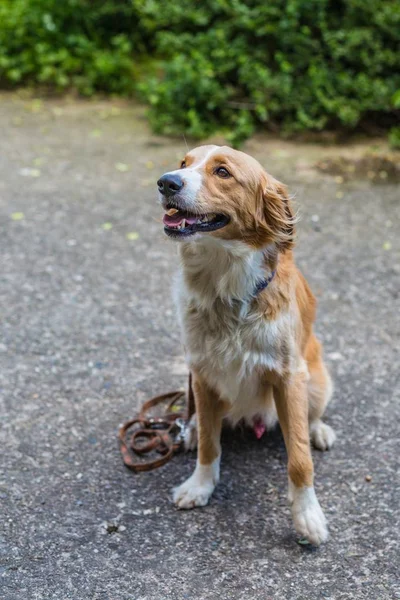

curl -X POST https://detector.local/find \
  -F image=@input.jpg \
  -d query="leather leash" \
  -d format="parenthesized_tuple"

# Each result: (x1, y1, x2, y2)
(118, 373, 195, 472)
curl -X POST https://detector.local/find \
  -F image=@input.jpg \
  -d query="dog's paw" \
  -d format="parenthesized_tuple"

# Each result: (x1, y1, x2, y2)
(290, 485, 328, 546)
(172, 475, 214, 509)
(184, 414, 198, 451)
(310, 420, 336, 451)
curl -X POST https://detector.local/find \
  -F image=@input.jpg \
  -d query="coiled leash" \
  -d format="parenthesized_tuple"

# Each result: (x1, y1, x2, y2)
(118, 374, 195, 472)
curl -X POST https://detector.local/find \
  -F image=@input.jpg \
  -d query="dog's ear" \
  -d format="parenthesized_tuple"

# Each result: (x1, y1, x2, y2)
(256, 175, 296, 251)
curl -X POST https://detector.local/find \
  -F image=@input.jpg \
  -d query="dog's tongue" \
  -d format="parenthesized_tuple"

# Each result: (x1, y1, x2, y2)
(163, 212, 184, 226)
(163, 211, 200, 227)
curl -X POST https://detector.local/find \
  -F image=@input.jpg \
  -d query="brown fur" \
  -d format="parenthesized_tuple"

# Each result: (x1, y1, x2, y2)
(193, 373, 230, 465)
(176, 146, 332, 483)
(163, 145, 335, 544)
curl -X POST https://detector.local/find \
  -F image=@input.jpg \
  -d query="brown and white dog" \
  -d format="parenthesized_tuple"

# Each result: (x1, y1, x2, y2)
(157, 145, 336, 545)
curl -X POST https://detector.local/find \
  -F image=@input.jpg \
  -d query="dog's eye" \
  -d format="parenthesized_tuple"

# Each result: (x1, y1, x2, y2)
(215, 166, 231, 178)
(180, 160, 186, 169)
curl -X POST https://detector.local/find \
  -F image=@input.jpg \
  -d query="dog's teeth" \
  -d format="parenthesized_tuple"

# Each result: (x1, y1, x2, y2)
(201, 214, 215, 223)
(181, 219, 186, 229)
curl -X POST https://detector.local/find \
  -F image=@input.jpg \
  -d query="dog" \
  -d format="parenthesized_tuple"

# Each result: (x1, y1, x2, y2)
(156, 145, 336, 545)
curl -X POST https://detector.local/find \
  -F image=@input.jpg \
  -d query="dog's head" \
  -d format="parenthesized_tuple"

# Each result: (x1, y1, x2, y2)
(157, 145, 295, 250)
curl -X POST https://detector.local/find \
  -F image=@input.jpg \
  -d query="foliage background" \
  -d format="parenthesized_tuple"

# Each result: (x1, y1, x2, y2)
(0, 0, 399, 145)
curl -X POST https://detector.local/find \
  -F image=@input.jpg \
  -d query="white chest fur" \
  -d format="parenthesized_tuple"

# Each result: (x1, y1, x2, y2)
(181, 292, 291, 418)
(175, 239, 295, 423)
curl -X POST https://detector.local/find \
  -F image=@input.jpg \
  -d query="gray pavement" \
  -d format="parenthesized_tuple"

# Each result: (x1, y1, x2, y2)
(0, 93, 399, 600)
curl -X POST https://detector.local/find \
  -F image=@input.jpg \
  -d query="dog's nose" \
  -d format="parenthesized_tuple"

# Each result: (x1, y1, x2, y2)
(157, 173, 184, 197)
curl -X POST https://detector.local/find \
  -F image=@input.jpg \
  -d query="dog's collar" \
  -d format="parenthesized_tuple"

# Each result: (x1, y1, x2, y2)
(253, 270, 276, 295)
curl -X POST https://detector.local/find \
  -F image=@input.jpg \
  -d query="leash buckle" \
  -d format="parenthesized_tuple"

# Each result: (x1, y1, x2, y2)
(173, 417, 187, 444)
(147, 417, 169, 430)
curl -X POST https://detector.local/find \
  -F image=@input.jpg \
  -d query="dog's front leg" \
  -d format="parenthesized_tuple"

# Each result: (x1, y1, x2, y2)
(274, 372, 328, 545)
(173, 373, 226, 509)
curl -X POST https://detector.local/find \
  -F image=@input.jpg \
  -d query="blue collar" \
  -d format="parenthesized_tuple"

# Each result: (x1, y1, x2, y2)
(253, 270, 276, 295)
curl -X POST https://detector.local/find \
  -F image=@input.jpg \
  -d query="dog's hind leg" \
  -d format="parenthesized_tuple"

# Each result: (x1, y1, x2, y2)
(306, 336, 336, 451)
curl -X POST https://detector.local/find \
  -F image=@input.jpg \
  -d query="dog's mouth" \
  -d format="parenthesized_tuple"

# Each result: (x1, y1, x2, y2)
(163, 207, 229, 238)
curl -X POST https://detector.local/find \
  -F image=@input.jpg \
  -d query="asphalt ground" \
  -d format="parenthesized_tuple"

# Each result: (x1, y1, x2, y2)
(0, 93, 399, 599)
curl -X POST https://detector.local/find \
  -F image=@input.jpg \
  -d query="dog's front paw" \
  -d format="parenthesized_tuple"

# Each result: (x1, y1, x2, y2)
(290, 485, 328, 546)
(310, 420, 336, 451)
(173, 475, 214, 509)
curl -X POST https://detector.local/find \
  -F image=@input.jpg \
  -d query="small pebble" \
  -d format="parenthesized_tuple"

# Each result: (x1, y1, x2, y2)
(365, 475, 372, 482)
(297, 538, 311, 546)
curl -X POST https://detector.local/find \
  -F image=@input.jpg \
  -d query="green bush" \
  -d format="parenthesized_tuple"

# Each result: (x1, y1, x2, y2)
(138, 0, 400, 144)
(0, 0, 399, 143)
(0, 0, 141, 95)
